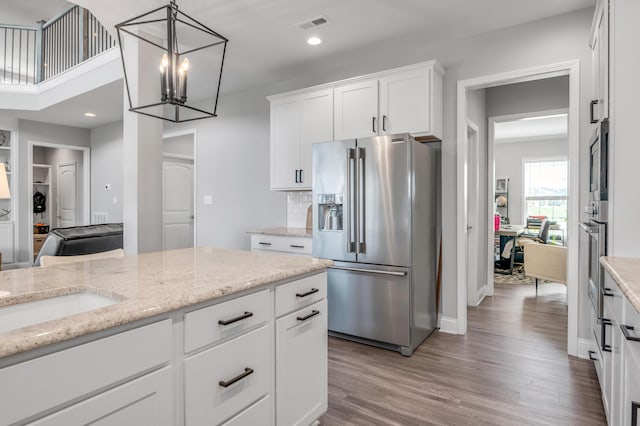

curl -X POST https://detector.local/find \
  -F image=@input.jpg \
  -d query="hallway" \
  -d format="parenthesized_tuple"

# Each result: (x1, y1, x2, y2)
(320, 282, 606, 425)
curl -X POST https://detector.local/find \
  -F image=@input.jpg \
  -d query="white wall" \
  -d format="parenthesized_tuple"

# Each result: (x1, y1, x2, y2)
(17, 119, 90, 263)
(495, 139, 569, 224)
(90, 121, 123, 224)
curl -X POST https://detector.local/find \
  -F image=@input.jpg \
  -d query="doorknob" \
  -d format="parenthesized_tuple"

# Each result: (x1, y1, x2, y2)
(466, 225, 473, 231)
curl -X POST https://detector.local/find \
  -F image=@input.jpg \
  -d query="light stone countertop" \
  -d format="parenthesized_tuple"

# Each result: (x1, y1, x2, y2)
(247, 227, 313, 238)
(601, 256, 640, 315)
(0, 247, 331, 359)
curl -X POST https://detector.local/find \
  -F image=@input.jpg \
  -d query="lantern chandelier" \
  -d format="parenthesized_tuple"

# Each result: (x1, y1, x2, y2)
(115, 0, 228, 122)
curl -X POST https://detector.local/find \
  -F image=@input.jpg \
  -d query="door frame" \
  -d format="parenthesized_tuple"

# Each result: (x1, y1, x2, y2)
(27, 141, 90, 262)
(162, 128, 197, 247)
(486, 108, 570, 297)
(466, 120, 483, 306)
(456, 60, 580, 357)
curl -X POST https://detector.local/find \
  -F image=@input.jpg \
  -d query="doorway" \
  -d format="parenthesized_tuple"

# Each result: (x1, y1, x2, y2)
(456, 61, 580, 356)
(162, 130, 196, 250)
(28, 141, 90, 261)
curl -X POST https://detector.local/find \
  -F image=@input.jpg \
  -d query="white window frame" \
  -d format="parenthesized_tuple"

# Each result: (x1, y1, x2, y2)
(522, 155, 568, 226)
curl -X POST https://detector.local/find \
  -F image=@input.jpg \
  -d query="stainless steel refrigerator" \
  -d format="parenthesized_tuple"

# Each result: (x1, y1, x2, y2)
(312, 133, 440, 356)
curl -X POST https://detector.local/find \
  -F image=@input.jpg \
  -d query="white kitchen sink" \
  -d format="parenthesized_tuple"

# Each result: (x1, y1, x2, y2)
(0, 292, 119, 334)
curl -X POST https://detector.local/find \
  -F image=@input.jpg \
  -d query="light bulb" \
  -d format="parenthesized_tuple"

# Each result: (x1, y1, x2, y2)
(160, 53, 169, 68)
(181, 57, 190, 71)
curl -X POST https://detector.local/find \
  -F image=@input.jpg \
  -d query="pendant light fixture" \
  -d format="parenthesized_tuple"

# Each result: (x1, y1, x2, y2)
(115, 0, 228, 122)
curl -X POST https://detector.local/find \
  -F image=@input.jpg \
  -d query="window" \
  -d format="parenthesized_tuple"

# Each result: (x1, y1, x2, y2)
(523, 159, 568, 227)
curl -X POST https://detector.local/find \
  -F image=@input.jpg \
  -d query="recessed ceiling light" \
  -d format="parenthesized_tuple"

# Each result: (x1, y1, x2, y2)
(307, 36, 322, 46)
(84, 112, 97, 117)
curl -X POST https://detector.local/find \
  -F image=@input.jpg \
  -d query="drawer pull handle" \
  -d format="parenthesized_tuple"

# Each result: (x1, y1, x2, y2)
(621, 324, 640, 342)
(297, 309, 320, 322)
(296, 288, 319, 298)
(218, 311, 253, 326)
(602, 288, 614, 297)
(219, 367, 254, 388)
(588, 350, 598, 361)
(290, 244, 305, 249)
(258, 242, 272, 246)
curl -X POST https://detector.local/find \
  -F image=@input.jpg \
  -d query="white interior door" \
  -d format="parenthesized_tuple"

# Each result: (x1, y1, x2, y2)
(466, 123, 480, 306)
(57, 162, 77, 228)
(162, 161, 194, 250)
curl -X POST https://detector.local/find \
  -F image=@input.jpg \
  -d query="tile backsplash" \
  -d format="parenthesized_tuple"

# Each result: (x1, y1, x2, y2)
(287, 191, 312, 228)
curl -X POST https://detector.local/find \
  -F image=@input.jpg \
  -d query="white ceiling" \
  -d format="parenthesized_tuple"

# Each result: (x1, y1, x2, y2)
(494, 113, 568, 143)
(4, 0, 595, 129)
(1, 0, 71, 26)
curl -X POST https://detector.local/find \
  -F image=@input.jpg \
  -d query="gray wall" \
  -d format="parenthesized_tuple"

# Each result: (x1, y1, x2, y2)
(164, 135, 194, 156)
(486, 76, 570, 117)
(466, 88, 488, 302)
(86, 8, 593, 328)
(18, 119, 90, 263)
(90, 121, 123, 224)
(267, 8, 593, 323)
(165, 89, 287, 250)
(495, 138, 569, 225)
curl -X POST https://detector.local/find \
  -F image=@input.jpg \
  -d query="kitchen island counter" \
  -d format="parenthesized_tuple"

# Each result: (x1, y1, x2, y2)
(601, 256, 640, 315)
(0, 246, 331, 359)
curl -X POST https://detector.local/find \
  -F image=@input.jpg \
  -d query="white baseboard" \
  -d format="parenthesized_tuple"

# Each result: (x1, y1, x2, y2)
(577, 338, 594, 360)
(470, 284, 487, 306)
(439, 316, 459, 334)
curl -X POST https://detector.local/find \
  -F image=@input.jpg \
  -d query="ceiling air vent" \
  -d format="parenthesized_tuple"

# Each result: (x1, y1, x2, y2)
(295, 16, 330, 31)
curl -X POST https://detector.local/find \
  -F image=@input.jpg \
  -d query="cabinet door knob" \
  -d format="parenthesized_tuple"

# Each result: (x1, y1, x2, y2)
(383, 115, 387, 132)
(296, 309, 320, 322)
(590, 100, 598, 124)
(218, 367, 254, 388)
(296, 288, 319, 298)
(218, 311, 253, 326)
(372, 116, 377, 133)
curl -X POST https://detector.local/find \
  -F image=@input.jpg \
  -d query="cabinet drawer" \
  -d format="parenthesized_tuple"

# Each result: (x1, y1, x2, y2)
(275, 272, 326, 317)
(184, 289, 270, 353)
(221, 395, 272, 426)
(250, 234, 312, 255)
(0, 320, 172, 425)
(623, 298, 640, 365)
(184, 325, 271, 426)
(30, 367, 173, 426)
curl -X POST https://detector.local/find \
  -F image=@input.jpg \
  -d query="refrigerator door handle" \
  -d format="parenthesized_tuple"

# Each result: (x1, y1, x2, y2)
(347, 148, 357, 253)
(330, 266, 407, 277)
(357, 147, 366, 253)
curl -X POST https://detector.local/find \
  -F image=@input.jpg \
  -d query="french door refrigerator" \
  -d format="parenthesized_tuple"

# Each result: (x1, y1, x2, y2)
(312, 133, 439, 356)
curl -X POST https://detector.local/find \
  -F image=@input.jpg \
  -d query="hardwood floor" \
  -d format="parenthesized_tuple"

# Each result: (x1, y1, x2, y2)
(319, 282, 606, 425)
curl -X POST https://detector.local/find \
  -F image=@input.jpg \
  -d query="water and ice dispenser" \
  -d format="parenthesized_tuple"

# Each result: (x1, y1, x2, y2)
(317, 193, 343, 231)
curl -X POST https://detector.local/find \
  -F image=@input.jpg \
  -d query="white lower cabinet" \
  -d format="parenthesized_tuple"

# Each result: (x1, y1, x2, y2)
(222, 396, 272, 426)
(623, 351, 640, 426)
(250, 234, 312, 256)
(0, 272, 328, 426)
(184, 325, 272, 425)
(31, 367, 174, 426)
(276, 299, 328, 426)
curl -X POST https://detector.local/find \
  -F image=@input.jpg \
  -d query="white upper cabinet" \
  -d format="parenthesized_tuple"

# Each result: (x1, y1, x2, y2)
(300, 89, 334, 185)
(589, 0, 608, 124)
(270, 89, 333, 190)
(334, 79, 379, 140)
(268, 60, 444, 191)
(380, 67, 431, 136)
(270, 97, 300, 190)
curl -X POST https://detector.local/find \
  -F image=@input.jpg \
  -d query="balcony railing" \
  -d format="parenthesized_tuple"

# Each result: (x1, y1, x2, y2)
(0, 5, 116, 85)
